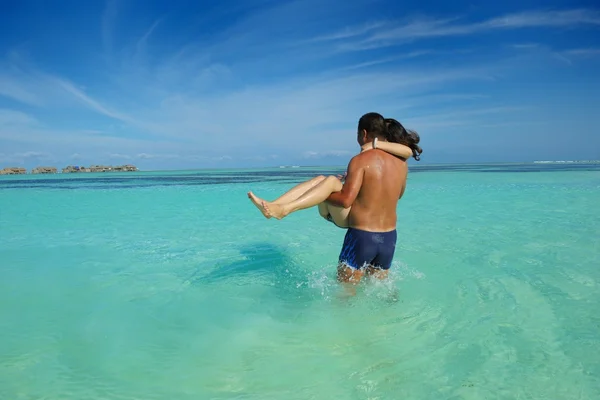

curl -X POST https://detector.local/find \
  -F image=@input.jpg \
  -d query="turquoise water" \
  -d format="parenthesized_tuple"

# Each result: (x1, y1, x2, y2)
(1, 163, 599, 399)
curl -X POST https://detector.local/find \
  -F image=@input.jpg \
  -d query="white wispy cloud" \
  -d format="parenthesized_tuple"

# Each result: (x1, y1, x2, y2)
(0, 61, 136, 126)
(503, 42, 600, 64)
(302, 150, 355, 159)
(0, 150, 55, 165)
(135, 19, 162, 54)
(319, 9, 600, 51)
(482, 9, 600, 28)
(304, 21, 387, 43)
(562, 48, 600, 56)
(334, 51, 434, 72)
(51, 77, 135, 124)
(243, 154, 280, 162)
(509, 43, 541, 49)
(0, 76, 43, 106)
(0, 107, 176, 155)
(137, 153, 159, 159)
(108, 153, 132, 160)
(0, 109, 39, 126)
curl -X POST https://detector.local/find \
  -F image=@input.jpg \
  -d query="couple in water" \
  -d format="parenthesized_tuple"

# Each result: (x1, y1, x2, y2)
(248, 112, 422, 285)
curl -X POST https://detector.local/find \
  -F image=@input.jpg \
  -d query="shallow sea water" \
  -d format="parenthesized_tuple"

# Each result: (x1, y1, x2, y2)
(1, 163, 599, 399)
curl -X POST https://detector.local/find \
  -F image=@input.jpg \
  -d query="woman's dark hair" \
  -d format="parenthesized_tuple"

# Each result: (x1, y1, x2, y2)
(384, 118, 423, 161)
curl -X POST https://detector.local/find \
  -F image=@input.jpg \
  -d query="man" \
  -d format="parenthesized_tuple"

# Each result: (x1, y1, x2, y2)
(325, 112, 409, 284)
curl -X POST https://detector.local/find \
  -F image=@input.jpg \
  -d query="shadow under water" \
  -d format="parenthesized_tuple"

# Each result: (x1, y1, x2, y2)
(185, 242, 337, 315)
(193, 242, 296, 284)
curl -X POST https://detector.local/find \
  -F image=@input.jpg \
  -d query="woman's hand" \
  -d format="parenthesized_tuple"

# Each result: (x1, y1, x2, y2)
(336, 172, 347, 182)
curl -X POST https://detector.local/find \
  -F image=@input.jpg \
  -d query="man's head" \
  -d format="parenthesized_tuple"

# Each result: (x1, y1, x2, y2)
(357, 112, 387, 145)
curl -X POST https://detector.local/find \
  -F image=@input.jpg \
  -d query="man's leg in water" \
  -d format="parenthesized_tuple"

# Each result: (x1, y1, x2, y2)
(364, 230, 396, 280)
(365, 267, 389, 280)
(336, 228, 395, 293)
(337, 262, 364, 296)
(262, 175, 343, 220)
(335, 227, 375, 296)
(248, 175, 327, 218)
(337, 263, 364, 283)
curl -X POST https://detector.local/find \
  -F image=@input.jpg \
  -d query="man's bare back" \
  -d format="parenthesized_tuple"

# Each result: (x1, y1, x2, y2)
(346, 149, 407, 232)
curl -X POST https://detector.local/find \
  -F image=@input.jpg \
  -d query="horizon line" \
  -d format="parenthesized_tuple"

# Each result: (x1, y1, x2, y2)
(3, 160, 600, 176)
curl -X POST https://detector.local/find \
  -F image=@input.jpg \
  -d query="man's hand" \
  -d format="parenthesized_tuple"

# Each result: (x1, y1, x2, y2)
(326, 157, 364, 209)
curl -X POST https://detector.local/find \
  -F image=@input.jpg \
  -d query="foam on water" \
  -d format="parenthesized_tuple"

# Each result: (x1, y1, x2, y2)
(1, 164, 600, 399)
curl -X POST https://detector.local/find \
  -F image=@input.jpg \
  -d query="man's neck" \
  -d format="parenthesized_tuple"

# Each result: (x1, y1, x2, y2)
(360, 137, 386, 152)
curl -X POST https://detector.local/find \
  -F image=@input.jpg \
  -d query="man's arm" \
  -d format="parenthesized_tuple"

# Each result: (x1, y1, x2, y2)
(326, 156, 364, 209)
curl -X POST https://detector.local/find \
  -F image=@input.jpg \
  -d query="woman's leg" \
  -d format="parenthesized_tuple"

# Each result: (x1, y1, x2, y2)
(263, 175, 343, 220)
(272, 175, 327, 204)
(248, 175, 327, 218)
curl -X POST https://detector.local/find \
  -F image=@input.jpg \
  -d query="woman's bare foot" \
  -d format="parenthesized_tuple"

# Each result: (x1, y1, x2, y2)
(261, 201, 288, 220)
(247, 191, 271, 219)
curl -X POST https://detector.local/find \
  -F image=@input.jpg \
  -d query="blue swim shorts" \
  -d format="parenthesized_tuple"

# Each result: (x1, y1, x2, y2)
(338, 227, 397, 270)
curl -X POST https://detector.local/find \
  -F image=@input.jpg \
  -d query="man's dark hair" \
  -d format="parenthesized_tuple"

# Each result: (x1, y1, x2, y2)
(358, 112, 388, 139)
(385, 118, 423, 161)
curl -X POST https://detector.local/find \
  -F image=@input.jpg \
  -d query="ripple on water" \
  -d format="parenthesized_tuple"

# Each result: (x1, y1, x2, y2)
(2, 167, 600, 399)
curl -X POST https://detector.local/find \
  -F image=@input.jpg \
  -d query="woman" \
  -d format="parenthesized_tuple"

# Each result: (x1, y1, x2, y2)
(248, 118, 422, 227)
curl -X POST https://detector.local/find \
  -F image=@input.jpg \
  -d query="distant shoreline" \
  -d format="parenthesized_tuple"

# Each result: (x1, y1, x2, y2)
(532, 160, 600, 164)
(0, 164, 139, 175)
(1, 160, 599, 176)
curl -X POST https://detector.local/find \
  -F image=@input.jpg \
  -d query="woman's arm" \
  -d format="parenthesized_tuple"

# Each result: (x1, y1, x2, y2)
(365, 138, 413, 159)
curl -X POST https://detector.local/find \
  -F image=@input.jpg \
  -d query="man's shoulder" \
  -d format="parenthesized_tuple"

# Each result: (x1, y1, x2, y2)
(349, 150, 374, 164)
(349, 149, 394, 165)
(348, 151, 405, 178)
(344, 152, 369, 172)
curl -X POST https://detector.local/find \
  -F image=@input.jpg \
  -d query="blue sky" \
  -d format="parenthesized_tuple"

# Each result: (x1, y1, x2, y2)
(0, 0, 599, 170)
